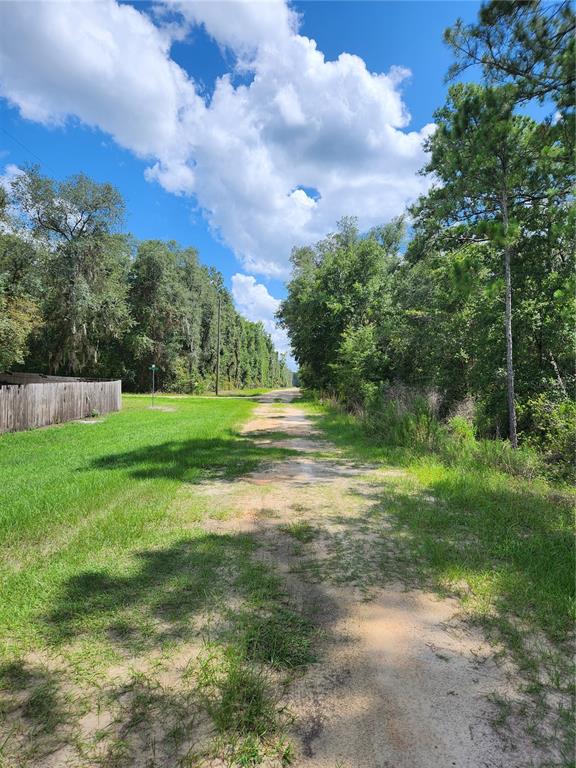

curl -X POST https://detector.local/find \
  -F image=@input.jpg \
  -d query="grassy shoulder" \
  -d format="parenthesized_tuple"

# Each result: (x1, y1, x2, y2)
(0, 395, 310, 767)
(302, 397, 575, 758)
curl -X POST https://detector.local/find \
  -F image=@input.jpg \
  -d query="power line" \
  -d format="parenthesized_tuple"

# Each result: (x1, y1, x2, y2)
(0, 126, 57, 175)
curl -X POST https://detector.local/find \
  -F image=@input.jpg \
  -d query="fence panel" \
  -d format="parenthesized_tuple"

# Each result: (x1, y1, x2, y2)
(0, 376, 121, 433)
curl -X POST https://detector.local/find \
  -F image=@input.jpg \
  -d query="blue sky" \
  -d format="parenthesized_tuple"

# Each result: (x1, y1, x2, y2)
(0, 0, 481, 360)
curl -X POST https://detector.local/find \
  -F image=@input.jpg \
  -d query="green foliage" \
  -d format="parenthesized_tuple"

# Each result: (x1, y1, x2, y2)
(445, 1, 575, 114)
(0, 215, 44, 370)
(7, 167, 132, 374)
(0, 290, 42, 370)
(0, 168, 291, 390)
(279, 2, 574, 473)
(519, 395, 576, 480)
(277, 216, 403, 394)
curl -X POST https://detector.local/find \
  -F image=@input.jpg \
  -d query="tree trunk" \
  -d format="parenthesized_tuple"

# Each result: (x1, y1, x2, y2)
(502, 195, 518, 448)
(548, 351, 568, 399)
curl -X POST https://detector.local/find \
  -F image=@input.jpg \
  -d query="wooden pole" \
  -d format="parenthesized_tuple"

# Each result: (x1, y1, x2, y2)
(215, 295, 221, 396)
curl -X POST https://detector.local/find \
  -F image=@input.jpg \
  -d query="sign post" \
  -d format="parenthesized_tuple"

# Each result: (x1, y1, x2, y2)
(149, 364, 157, 407)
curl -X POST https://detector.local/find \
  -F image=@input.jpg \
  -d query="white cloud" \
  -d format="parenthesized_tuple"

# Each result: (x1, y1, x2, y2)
(290, 188, 317, 209)
(0, 0, 433, 356)
(0, 0, 431, 275)
(231, 273, 293, 366)
(0, 0, 200, 160)
(170, 0, 299, 63)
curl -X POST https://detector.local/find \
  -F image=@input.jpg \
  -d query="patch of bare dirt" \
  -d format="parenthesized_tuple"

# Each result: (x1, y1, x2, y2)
(148, 405, 177, 412)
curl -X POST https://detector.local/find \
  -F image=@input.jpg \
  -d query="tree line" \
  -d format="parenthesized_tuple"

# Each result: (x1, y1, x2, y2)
(0, 168, 292, 392)
(278, 0, 575, 475)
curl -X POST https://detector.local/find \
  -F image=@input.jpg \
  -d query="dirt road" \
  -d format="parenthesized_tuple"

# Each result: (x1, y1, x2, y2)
(202, 388, 537, 768)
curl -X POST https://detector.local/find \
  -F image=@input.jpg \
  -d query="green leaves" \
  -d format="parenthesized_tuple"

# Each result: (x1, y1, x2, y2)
(277, 217, 403, 394)
(0, 169, 291, 390)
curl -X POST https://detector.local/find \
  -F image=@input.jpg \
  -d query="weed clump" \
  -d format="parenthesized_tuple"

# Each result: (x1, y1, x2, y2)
(195, 644, 293, 765)
(280, 521, 317, 543)
(240, 606, 316, 670)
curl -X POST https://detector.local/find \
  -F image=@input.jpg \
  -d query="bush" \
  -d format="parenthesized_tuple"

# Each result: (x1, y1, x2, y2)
(519, 395, 576, 481)
(439, 414, 541, 479)
(439, 415, 477, 464)
(363, 385, 443, 452)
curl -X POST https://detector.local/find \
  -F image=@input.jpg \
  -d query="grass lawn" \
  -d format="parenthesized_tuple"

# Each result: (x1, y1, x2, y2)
(303, 401, 575, 759)
(0, 395, 309, 767)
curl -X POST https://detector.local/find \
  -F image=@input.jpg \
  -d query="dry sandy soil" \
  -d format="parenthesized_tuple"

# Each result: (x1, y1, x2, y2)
(197, 388, 544, 768)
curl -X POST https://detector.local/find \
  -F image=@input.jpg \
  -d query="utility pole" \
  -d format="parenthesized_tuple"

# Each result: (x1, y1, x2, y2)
(215, 294, 221, 396)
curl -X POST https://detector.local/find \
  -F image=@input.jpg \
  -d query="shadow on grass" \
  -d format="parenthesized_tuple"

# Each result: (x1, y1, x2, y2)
(328, 476, 574, 640)
(89, 433, 296, 484)
(44, 534, 278, 648)
(298, 402, 574, 646)
(0, 659, 80, 763)
(243, 430, 298, 441)
(1, 528, 319, 766)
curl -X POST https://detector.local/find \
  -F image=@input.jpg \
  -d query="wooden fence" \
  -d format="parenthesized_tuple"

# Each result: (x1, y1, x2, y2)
(0, 372, 121, 433)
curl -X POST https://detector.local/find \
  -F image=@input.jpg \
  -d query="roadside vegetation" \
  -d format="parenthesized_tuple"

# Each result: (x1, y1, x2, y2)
(278, 0, 575, 480)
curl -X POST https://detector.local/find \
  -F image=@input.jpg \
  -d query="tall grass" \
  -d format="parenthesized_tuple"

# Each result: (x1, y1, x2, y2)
(364, 392, 554, 482)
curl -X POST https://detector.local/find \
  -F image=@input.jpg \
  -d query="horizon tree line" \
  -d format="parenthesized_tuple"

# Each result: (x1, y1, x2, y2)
(0, 168, 292, 392)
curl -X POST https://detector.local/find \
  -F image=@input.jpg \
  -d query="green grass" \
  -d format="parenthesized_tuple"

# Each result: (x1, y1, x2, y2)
(307, 404, 575, 641)
(280, 521, 317, 544)
(302, 399, 575, 760)
(0, 395, 311, 767)
(0, 395, 290, 649)
(239, 606, 316, 670)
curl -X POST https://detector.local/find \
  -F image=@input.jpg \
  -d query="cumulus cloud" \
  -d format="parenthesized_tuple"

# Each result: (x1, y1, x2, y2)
(231, 273, 293, 365)
(0, 0, 431, 277)
(0, 0, 433, 352)
(0, 0, 200, 161)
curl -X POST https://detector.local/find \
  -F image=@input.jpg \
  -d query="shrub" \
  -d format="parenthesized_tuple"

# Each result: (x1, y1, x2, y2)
(519, 395, 576, 481)
(439, 415, 477, 464)
(364, 386, 443, 451)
